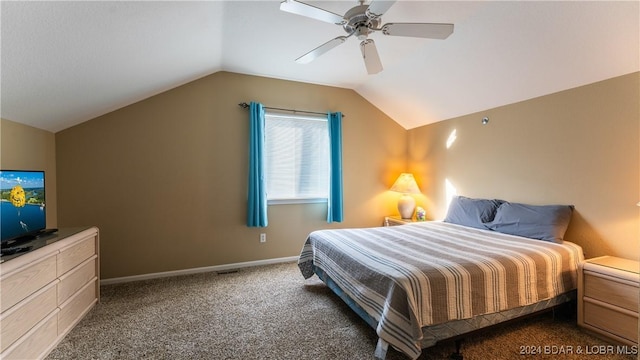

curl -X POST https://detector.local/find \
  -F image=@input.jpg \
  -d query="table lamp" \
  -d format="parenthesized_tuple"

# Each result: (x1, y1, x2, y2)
(390, 173, 421, 219)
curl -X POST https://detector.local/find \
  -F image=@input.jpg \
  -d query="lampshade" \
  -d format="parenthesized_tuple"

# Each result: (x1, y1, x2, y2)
(389, 173, 421, 195)
(390, 173, 421, 219)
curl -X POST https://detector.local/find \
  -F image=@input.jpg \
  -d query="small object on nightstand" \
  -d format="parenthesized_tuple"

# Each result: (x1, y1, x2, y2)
(416, 207, 426, 221)
(384, 216, 418, 226)
(577, 256, 639, 346)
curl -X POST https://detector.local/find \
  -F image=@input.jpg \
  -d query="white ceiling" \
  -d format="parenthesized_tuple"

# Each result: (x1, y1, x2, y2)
(1, 1, 638, 133)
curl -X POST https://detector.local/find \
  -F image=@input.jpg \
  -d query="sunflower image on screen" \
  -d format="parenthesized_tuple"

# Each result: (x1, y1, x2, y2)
(10, 185, 26, 209)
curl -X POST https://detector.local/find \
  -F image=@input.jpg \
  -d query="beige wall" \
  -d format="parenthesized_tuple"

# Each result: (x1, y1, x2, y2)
(408, 72, 640, 260)
(56, 71, 407, 279)
(0, 118, 57, 228)
(54, 71, 640, 278)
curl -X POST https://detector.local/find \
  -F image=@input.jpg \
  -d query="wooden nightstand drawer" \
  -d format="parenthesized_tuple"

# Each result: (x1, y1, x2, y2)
(584, 272, 639, 311)
(578, 256, 640, 346)
(584, 300, 639, 343)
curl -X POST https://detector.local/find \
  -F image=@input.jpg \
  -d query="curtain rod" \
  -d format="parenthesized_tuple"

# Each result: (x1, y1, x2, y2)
(238, 102, 344, 118)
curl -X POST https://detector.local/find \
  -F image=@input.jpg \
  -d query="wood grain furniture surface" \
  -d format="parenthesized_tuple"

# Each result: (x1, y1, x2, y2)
(383, 216, 420, 226)
(0, 227, 99, 360)
(578, 255, 639, 346)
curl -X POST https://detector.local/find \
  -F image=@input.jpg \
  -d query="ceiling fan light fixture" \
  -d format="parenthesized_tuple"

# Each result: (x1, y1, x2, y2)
(342, 5, 378, 35)
(355, 25, 371, 40)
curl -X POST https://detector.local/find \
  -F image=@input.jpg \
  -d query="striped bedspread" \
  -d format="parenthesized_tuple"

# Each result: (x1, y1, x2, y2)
(298, 221, 584, 359)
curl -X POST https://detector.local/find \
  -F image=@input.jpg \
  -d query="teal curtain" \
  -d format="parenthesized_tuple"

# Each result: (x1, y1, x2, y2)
(247, 102, 268, 227)
(327, 112, 344, 223)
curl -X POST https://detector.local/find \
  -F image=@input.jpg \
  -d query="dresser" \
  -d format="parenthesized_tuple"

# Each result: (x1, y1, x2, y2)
(0, 227, 99, 359)
(577, 256, 639, 346)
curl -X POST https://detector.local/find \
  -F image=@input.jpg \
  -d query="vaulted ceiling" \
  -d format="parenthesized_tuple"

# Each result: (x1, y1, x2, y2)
(1, 1, 638, 133)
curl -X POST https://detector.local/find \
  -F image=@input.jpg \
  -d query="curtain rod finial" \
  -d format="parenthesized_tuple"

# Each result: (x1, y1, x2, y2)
(238, 102, 250, 109)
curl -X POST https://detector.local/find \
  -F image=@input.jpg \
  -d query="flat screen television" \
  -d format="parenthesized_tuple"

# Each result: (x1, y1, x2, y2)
(1, 170, 46, 244)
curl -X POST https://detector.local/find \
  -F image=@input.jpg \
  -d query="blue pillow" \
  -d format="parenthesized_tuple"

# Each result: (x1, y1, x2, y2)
(443, 196, 503, 229)
(488, 202, 574, 242)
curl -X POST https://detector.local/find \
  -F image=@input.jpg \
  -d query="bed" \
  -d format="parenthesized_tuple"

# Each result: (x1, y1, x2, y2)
(298, 197, 584, 359)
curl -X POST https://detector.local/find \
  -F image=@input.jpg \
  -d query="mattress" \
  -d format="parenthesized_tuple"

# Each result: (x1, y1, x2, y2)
(298, 221, 584, 359)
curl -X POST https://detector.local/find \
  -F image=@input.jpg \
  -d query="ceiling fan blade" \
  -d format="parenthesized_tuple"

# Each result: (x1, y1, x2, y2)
(382, 23, 454, 39)
(366, 0, 396, 20)
(280, 0, 345, 25)
(296, 36, 348, 64)
(360, 39, 383, 75)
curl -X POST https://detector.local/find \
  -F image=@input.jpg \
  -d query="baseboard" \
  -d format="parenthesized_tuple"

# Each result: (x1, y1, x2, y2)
(100, 256, 299, 285)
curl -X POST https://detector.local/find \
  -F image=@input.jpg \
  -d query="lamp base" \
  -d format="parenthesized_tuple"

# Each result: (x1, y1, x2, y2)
(397, 194, 416, 219)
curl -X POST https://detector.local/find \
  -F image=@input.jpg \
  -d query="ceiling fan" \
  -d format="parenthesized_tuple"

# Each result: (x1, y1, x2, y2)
(280, 0, 454, 74)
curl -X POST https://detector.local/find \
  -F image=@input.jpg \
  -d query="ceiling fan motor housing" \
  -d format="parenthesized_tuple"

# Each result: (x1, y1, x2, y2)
(342, 4, 380, 39)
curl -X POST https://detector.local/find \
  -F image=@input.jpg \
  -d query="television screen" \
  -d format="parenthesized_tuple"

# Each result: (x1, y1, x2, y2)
(1, 170, 46, 243)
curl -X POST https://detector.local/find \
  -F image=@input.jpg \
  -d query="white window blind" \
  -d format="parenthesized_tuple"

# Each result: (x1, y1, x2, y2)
(264, 111, 329, 203)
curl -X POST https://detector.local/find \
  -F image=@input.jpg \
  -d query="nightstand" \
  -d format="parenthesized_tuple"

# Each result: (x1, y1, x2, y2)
(577, 256, 639, 346)
(384, 216, 419, 226)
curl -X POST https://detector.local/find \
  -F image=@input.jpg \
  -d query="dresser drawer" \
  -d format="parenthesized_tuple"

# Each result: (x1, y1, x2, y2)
(58, 280, 97, 335)
(58, 235, 95, 276)
(58, 256, 97, 304)
(1, 310, 59, 360)
(0, 281, 57, 352)
(584, 301, 639, 343)
(584, 272, 639, 312)
(0, 254, 57, 313)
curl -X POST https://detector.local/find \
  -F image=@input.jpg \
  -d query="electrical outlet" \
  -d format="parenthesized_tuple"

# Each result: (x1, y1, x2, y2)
(260, 233, 266, 243)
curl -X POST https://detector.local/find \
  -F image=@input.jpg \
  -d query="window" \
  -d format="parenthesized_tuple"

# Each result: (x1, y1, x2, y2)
(264, 111, 329, 203)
